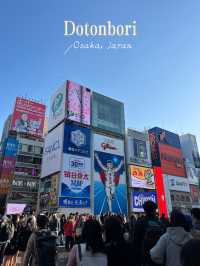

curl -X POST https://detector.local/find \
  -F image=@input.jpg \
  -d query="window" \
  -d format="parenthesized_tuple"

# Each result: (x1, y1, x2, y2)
(28, 145, 34, 153)
(21, 144, 28, 153)
(35, 146, 42, 155)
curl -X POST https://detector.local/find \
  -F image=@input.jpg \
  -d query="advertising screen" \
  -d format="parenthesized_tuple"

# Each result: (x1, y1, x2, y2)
(67, 81, 91, 125)
(41, 123, 64, 178)
(6, 203, 26, 215)
(67, 81, 81, 123)
(148, 131, 161, 167)
(4, 138, 18, 157)
(92, 92, 125, 135)
(11, 97, 46, 137)
(93, 134, 127, 215)
(127, 129, 152, 167)
(132, 192, 157, 212)
(63, 124, 91, 157)
(149, 127, 181, 149)
(159, 143, 186, 177)
(59, 154, 90, 208)
(166, 175, 190, 192)
(48, 83, 67, 131)
(130, 165, 155, 189)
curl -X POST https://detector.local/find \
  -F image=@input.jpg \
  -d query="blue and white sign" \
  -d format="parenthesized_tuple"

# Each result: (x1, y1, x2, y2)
(4, 138, 19, 157)
(59, 197, 90, 208)
(132, 191, 157, 212)
(41, 123, 64, 178)
(63, 124, 91, 157)
(59, 153, 90, 208)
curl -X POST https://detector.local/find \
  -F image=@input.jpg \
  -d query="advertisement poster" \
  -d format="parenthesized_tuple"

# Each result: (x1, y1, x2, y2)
(6, 203, 26, 215)
(92, 92, 125, 135)
(190, 185, 200, 203)
(132, 191, 157, 212)
(159, 143, 186, 177)
(166, 175, 190, 192)
(48, 83, 67, 131)
(93, 134, 127, 215)
(127, 129, 152, 167)
(130, 165, 155, 189)
(59, 154, 90, 208)
(148, 131, 161, 167)
(67, 80, 82, 123)
(49, 173, 59, 206)
(185, 162, 199, 185)
(41, 123, 64, 178)
(82, 87, 91, 125)
(11, 97, 46, 137)
(0, 157, 16, 194)
(149, 127, 181, 149)
(63, 124, 91, 157)
(170, 191, 192, 210)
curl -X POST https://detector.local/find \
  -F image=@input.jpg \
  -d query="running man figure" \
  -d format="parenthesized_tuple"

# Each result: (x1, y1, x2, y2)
(95, 153, 124, 212)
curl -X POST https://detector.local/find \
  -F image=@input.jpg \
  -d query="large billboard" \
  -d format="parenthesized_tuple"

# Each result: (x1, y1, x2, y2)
(149, 127, 181, 149)
(132, 191, 157, 212)
(63, 124, 91, 157)
(130, 165, 155, 189)
(126, 129, 152, 167)
(160, 143, 186, 177)
(59, 154, 90, 208)
(41, 123, 64, 178)
(92, 92, 125, 135)
(48, 83, 67, 131)
(11, 97, 46, 137)
(67, 81, 91, 125)
(185, 161, 199, 185)
(165, 175, 190, 192)
(93, 134, 127, 215)
(4, 138, 19, 157)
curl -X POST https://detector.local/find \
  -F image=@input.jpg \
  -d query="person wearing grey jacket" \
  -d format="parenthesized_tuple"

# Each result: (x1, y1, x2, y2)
(150, 210, 192, 266)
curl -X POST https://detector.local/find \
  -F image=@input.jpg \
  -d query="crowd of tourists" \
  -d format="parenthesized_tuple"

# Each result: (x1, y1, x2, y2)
(0, 202, 200, 266)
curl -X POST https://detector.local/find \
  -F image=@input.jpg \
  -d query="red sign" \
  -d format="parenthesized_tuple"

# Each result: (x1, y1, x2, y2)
(159, 143, 186, 177)
(153, 167, 168, 218)
(190, 185, 200, 203)
(11, 97, 46, 137)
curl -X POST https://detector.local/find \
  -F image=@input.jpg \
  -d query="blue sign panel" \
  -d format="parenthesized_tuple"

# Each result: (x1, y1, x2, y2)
(59, 197, 90, 208)
(132, 191, 157, 212)
(63, 124, 91, 157)
(4, 138, 19, 157)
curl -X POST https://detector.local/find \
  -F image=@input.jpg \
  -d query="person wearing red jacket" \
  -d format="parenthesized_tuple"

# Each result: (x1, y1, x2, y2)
(64, 216, 74, 251)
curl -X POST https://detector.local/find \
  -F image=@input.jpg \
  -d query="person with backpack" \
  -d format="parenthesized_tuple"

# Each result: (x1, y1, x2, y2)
(133, 201, 165, 266)
(23, 214, 57, 266)
(191, 208, 200, 239)
(67, 219, 107, 266)
(104, 216, 134, 266)
(150, 210, 192, 266)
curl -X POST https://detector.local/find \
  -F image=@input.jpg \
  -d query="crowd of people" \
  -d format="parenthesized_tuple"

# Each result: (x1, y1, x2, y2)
(0, 202, 200, 266)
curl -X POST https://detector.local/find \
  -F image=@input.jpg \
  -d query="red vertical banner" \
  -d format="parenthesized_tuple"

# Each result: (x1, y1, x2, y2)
(153, 166, 168, 218)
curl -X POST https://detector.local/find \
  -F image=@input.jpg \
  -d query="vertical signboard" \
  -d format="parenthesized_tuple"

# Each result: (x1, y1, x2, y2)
(59, 124, 91, 208)
(48, 83, 67, 131)
(11, 97, 46, 137)
(67, 81, 91, 125)
(153, 167, 168, 217)
(0, 138, 19, 194)
(93, 134, 127, 215)
(41, 123, 64, 178)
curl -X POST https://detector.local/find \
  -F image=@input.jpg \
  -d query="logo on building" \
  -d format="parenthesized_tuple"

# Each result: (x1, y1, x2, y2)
(71, 130, 86, 147)
(51, 93, 63, 118)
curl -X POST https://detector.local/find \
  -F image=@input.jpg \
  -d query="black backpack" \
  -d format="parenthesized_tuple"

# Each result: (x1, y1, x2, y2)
(142, 220, 165, 266)
(36, 230, 57, 266)
(0, 220, 13, 242)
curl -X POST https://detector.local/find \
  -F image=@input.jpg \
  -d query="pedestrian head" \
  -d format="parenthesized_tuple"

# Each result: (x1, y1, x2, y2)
(170, 210, 186, 228)
(181, 239, 200, 266)
(104, 216, 124, 244)
(82, 219, 104, 253)
(37, 214, 49, 229)
(143, 200, 157, 216)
